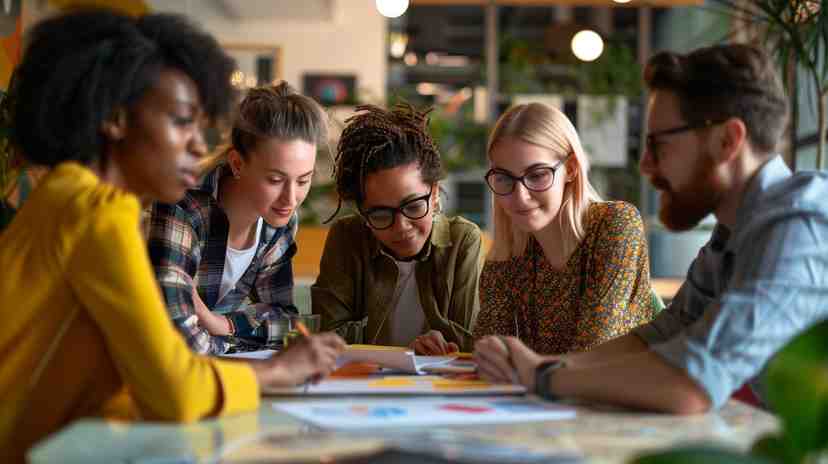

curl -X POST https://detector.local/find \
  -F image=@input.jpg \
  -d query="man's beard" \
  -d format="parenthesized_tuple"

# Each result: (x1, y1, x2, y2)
(651, 154, 720, 232)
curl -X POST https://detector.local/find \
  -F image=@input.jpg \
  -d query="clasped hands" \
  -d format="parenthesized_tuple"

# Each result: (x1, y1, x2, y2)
(409, 329, 459, 355)
(190, 287, 346, 388)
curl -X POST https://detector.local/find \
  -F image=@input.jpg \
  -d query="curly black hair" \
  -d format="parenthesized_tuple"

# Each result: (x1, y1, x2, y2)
(12, 8, 237, 167)
(327, 102, 444, 221)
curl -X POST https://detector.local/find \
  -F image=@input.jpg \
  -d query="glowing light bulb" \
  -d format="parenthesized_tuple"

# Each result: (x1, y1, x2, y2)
(571, 30, 604, 62)
(376, 0, 409, 18)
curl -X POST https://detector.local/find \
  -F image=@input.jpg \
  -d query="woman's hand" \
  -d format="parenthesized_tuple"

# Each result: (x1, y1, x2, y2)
(192, 286, 231, 335)
(410, 330, 459, 355)
(473, 336, 545, 388)
(252, 332, 346, 388)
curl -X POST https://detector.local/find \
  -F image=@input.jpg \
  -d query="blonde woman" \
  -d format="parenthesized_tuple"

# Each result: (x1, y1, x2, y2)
(473, 103, 659, 354)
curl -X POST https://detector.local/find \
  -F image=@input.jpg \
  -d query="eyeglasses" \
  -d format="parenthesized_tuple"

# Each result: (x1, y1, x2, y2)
(484, 156, 569, 196)
(360, 186, 433, 230)
(646, 119, 726, 163)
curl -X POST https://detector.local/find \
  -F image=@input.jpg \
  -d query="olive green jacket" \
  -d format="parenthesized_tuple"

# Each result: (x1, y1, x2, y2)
(311, 214, 484, 351)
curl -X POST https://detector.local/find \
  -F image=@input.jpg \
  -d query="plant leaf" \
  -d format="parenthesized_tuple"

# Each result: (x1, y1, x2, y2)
(764, 319, 828, 462)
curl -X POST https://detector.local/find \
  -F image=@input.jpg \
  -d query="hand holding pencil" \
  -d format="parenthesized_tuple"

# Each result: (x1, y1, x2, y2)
(251, 324, 345, 390)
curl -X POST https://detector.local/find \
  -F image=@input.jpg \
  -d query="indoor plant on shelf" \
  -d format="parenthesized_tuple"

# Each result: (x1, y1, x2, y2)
(714, 0, 826, 170)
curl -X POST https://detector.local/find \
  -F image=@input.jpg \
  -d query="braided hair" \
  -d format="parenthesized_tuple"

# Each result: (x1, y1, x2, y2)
(327, 102, 444, 221)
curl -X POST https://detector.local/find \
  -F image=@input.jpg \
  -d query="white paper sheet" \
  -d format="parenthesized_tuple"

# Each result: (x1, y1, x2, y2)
(219, 349, 276, 360)
(338, 345, 455, 374)
(263, 375, 526, 396)
(273, 397, 575, 429)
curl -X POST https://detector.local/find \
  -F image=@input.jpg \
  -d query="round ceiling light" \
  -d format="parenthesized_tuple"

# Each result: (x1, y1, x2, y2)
(571, 30, 604, 62)
(376, 0, 409, 18)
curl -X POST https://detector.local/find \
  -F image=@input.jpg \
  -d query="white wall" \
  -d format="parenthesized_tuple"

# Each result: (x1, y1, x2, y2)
(148, 0, 386, 103)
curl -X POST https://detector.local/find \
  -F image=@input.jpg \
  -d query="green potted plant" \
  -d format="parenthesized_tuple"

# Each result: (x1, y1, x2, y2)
(714, 0, 826, 170)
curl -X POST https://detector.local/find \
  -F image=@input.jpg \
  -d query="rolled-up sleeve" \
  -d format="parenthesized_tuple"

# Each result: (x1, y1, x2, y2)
(147, 202, 229, 354)
(644, 211, 828, 409)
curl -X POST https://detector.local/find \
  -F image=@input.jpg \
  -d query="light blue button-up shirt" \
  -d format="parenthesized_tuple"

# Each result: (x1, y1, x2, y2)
(634, 155, 828, 409)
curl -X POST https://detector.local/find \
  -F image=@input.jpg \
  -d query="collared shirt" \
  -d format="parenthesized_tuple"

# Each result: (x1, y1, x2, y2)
(311, 214, 484, 351)
(634, 155, 828, 409)
(147, 164, 297, 354)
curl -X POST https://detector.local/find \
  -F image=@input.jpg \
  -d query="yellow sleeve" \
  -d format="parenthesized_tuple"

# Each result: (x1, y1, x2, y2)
(66, 197, 259, 421)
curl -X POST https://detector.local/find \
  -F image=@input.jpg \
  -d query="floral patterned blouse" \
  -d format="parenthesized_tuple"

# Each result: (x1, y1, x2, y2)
(474, 201, 658, 354)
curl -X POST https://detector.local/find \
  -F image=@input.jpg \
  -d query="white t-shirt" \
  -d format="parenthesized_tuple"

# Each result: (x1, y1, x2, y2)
(388, 259, 426, 346)
(218, 217, 263, 303)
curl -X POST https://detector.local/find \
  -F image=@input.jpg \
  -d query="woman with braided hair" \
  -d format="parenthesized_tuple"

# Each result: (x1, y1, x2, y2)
(311, 103, 484, 355)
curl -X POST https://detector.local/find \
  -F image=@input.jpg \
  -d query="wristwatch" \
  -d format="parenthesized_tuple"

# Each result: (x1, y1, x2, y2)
(534, 359, 566, 401)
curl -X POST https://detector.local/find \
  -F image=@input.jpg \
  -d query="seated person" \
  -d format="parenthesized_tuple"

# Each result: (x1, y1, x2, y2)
(0, 10, 344, 460)
(0, 168, 48, 231)
(147, 82, 328, 354)
(312, 103, 484, 354)
(475, 44, 828, 414)
(474, 102, 658, 354)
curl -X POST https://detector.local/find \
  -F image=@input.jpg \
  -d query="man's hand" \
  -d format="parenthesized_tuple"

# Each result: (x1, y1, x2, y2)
(253, 332, 346, 388)
(410, 330, 459, 355)
(473, 336, 546, 389)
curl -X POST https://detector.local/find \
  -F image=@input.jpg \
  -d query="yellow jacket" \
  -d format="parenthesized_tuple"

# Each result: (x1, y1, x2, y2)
(0, 162, 259, 461)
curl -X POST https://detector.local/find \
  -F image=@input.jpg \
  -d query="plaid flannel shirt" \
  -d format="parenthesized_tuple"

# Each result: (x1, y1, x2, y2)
(147, 164, 297, 354)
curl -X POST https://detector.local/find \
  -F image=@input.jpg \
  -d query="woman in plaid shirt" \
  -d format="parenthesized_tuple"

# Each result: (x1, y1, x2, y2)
(147, 83, 329, 354)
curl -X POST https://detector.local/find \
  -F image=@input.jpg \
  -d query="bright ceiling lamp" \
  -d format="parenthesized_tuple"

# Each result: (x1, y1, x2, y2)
(612, 0, 632, 3)
(571, 30, 604, 62)
(376, 0, 409, 18)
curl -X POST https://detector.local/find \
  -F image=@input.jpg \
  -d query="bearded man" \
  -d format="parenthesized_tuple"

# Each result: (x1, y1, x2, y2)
(474, 44, 828, 414)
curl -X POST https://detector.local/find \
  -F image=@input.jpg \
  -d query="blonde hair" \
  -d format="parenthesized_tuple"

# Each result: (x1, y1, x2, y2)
(200, 81, 329, 175)
(486, 103, 601, 261)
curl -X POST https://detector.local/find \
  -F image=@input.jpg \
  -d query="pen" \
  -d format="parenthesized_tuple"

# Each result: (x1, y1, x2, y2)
(294, 321, 314, 393)
(497, 336, 521, 385)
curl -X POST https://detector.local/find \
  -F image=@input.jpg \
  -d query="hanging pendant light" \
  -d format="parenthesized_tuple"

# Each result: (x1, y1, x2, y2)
(376, 0, 409, 18)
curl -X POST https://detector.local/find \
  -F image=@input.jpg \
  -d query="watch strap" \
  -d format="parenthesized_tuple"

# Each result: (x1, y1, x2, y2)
(535, 359, 565, 401)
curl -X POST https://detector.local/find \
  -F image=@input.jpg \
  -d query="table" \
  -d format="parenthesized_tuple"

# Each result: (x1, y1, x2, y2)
(651, 277, 684, 303)
(29, 397, 777, 463)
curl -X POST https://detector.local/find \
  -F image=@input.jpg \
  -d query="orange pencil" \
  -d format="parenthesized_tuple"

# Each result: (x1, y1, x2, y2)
(294, 321, 311, 337)
(293, 320, 314, 392)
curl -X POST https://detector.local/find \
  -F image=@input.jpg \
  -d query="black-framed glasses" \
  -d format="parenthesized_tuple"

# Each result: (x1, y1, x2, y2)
(646, 119, 726, 163)
(360, 186, 433, 230)
(484, 156, 569, 196)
